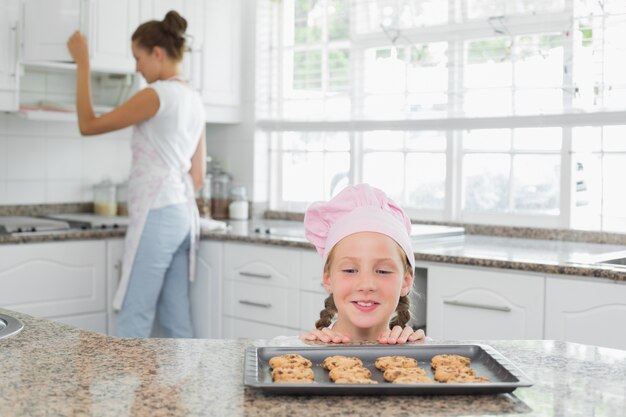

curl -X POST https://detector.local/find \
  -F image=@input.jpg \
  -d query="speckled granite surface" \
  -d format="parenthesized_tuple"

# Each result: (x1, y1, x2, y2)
(2, 219, 626, 282)
(1, 308, 624, 417)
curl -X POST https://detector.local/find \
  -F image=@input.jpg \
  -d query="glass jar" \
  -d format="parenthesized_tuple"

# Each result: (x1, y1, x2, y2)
(229, 185, 249, 220)
(93, 181, 117, 216)
(210, 171, 231, 220)
(196, 173, 212, 217)
(116, 182, 128, 216)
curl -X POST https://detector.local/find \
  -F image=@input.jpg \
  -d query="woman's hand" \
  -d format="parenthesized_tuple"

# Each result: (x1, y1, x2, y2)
(378, 326, 426, 344)
(67, 31, 90, 67)
(300, 327, 351, 344)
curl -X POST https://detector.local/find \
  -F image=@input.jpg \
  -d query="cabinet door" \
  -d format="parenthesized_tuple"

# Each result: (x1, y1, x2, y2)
(545, 277, 626, 350)
(300, 250, 327, 331)
(223, 316, 299, 339)
(139, 0, 203, 89)
(22, 0, 80, 62)
(427, 265, 544, 340)
(89, 0, 139, 73)
(200, 0, 241, 122)
(190, 241, 223, 338)
(51, 311, 107, 334)
(0, 0, 19, 111)
(0, 241, 106, 318)
(106, 238, 124, 336)
(223, 242, 300, 289)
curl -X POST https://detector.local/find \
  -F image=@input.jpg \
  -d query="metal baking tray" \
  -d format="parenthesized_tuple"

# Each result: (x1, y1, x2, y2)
(244, 344, 533, 395)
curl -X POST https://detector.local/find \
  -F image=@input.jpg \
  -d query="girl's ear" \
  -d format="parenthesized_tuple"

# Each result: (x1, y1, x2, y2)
(400, 269, 414, 297)
(152, 45, 166, 61)
(322, 271, 332, 294)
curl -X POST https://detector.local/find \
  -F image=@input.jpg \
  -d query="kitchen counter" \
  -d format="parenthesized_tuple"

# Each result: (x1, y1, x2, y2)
(0, 308, 624, 417)
(2, 219, 626, 282)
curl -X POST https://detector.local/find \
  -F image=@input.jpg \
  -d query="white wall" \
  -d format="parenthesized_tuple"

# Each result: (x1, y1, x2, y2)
(0, 112, 131, 205)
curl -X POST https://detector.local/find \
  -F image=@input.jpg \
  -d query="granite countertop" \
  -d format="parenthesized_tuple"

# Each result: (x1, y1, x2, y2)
(1, 219, 626, 282)
(1, 308, 625, 417)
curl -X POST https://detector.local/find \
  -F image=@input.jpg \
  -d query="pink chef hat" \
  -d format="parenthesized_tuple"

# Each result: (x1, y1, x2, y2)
(304, 183, 415, 271)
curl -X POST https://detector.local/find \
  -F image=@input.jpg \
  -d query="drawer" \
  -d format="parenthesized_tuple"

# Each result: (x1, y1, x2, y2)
(223, 280, 300, 328)
(299, 290, 328, 332)
(223, 243, 300, 288)
(223, 316, 300, 339)
(300, 250, 325, 293)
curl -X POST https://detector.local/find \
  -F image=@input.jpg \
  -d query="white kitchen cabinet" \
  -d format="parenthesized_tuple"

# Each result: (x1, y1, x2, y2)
(0, 0, 20, 111)
(0, 240, 107, 333)
(190, 240, 223, 338)
(22, 0, 140, 73)
(545, 276, 626, 350)
(427, 264, 544, 340)
(222, 242, 301, 338)
(223, 316, 299, 339)
(199, 0, 241, 123)
(105, 238, 124, 336)
(138, 0, 203, 90)
(300, 250, 327, 331)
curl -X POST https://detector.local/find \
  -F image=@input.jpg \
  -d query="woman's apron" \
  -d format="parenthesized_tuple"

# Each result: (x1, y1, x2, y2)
(112, 127, 200, 311)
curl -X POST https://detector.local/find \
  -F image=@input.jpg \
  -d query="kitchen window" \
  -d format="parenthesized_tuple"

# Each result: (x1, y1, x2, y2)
(257, 0, 626, 232)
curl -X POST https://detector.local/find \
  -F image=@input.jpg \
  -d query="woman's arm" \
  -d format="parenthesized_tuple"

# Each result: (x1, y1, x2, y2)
(189, 129, 206, 192)
(67, 31, 159, 136)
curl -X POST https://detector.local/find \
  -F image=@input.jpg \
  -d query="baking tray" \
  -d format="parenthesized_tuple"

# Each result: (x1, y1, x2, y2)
(244, 344, 533, 395)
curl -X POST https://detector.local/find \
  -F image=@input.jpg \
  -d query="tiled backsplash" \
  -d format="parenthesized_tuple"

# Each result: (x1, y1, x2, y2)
(0, 113, 132, 205)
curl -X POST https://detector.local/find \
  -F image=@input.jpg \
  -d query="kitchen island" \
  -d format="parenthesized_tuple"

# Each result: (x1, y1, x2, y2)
(1, 309, 624, 417)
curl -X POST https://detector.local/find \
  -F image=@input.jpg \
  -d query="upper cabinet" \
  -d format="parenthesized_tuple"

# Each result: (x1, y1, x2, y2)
(199, 0, 241, 123)
(140, 0, 242, 123)
(22, 0, 140, 73)
(0, 0, 20, 111)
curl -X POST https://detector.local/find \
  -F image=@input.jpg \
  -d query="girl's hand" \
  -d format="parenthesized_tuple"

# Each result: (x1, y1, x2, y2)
(300, 327, 351, 344)
(378, 326, 426, 344)
(67, 31, 90, 66)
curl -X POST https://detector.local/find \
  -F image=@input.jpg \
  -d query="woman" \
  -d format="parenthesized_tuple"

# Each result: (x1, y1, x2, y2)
(67, 10, 206, 338)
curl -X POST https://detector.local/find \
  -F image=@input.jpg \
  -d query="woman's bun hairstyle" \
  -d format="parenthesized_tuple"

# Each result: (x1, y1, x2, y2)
(132, 10, 188, 62)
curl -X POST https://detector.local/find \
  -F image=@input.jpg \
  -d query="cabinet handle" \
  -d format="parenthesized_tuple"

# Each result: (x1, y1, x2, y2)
(10, 22, 19, 77)
(444, 300, 511, 312)
(238, 300, 272, 309)
(239, 271, 272, 279)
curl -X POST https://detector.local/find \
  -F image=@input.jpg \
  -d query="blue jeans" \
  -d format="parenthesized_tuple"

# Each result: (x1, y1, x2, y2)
(117, 203, 193, 338)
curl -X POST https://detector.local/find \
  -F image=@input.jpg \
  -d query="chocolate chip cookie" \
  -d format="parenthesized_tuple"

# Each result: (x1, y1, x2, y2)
(374, 356, 418, 371)
(322, 355, 363, 370)
(269, 353, 312, 369)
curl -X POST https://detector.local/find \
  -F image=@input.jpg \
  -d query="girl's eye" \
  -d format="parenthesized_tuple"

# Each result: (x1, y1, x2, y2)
(376, 269, 392, 275)
(342, 268, 357, 274)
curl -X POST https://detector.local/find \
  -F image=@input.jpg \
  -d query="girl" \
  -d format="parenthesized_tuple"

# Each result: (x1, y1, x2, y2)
(301, 183, 426, 344)
(67, 11, 206, 338)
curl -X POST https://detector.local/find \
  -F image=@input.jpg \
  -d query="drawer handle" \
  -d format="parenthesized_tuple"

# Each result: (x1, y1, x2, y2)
(444, 300, 511, 312)
(239, 271, 272, 279)
(239, 300, 272, 309)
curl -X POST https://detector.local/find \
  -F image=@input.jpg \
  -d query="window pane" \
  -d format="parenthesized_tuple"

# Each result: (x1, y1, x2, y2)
(572, 127, 601, 152)
(324, 152, 351, 198)
(355, 0, 447, 34)
(294, 0, 322, 44)
(363, 152, 405, 202)
(512, 155, 560, 214)
(603, 126, 626, 152)
(363, 131, 404, 150)
(406, 153, 446, 209)
(513, 128, 561, 151)
(328, 49, 350, 92)
(282, 131, 323, 151)
(328, 0, 350, 40)
(282, 152, 324, 201)
(464, 129, 511, 151)
(293, 50, 322, 90)
(325, 132, 350, 151)
(466, 0, 564, 20)
(463, 154, 510, 212)
(406, 131, 446, 151)
(602, 154, 626, 232)
(570, 153, 602, 230)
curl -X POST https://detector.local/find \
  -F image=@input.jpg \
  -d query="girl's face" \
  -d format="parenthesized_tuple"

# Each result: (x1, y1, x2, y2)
(323, 232, 413, 339)
(131, 42, 161, 83)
